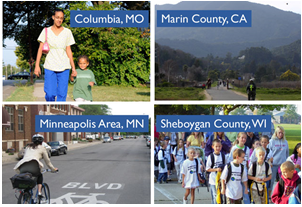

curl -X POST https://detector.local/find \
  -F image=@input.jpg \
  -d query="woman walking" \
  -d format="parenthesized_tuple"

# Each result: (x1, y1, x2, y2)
(35, 9, 76, 101)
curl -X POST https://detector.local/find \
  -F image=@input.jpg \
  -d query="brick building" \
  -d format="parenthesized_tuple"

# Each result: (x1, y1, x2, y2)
(2, 105, 85, 152)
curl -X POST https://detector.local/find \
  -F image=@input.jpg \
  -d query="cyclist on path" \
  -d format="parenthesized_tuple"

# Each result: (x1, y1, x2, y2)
(246, 78, 256, 100)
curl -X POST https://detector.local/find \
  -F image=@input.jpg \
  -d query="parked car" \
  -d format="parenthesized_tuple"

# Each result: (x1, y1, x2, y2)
(47, 141, 67, 156)
(7, 72, 36, 80)
(103, 136, 111, 143)
(146, 136, 151, 148)
(18, 142, 51, 159)
(120, 135, 124, 140)
(113, 135, 121, 141)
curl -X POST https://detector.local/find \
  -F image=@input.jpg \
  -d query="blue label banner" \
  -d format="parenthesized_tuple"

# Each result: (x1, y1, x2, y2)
(35, 115, 149, 132)
(156, 115, 271, 132)
(70, 10, 149, 27)
(157, 10, 251, 27)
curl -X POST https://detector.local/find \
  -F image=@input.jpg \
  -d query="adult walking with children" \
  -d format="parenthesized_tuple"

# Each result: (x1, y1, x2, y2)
(35, 9, 77, 101)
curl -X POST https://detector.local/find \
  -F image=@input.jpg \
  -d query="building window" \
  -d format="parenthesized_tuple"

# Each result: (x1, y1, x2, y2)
(18, 109, 24, 131)
(5, 106, 14, 131)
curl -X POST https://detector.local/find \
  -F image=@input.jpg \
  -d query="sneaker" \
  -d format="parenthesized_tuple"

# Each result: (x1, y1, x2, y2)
(167, 177, 172, 181)
(183, 196, 188, 204)
(178, 180, 182, 184)
(157, 181, 162, 184)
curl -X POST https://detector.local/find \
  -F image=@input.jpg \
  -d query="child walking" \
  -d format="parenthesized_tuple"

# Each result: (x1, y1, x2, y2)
(248, 146, 272, 204)
(248, 139, 260, 165)
(181, 147, 203, 204)
(249, 135, 273, 164)
(221, 148, 248, 204)
(70, 55, 96, 102)
(228, 132, 250, 204)
(271, 161, 301, 204)
(164, 136, 173, 181)
(157, 141, 168, 184)
(206, 139, 226, 204)
(172, 139, 187, 183)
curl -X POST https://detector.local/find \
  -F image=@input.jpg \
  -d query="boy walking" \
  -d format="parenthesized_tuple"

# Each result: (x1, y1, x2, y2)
(206, 139, 226, 204)
(221, 148, 248, 204)
(271, 161, 301, 204)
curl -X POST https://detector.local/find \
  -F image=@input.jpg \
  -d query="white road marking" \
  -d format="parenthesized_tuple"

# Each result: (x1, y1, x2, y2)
(155, 185, 182, 204)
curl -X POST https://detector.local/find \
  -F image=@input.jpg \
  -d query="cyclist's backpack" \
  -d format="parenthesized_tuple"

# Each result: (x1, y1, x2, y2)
(279, 176, 301, 198)
(10, 173, 36, 189)
(154, 149, 164, 166)
(225, 163, 244, 184)
(247, 161, 270, 194)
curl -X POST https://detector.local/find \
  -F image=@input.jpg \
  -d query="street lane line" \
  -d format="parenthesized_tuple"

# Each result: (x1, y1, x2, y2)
(155, 185, 182, 204)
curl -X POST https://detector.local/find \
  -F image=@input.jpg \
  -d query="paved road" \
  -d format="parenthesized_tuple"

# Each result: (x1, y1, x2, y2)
(206, 85, 247, 100)
(2, 138, 150, 204)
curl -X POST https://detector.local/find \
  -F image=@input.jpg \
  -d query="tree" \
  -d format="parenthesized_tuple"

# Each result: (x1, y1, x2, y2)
(279, 70, 300, 81)
(230, 107, 246, 115)
(79, 105, 111, 115)
(283, 105, 299, 124)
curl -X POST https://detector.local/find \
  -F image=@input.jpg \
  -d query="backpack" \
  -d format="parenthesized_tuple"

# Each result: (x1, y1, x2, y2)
(247, 161, 270, 195)
(10, 173, 37, 189)
(279, 176, 301, 198)
(154, 149, 164, 166)
(194, 158, 201, 182)
(264, 148, 270, 161)
(225, 163, 244, 184)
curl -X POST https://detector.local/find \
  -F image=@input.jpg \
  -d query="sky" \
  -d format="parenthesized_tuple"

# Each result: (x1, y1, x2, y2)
(2, 0, 301, 67)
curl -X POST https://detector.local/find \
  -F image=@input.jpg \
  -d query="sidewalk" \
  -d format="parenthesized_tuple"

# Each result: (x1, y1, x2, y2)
(33, 80, 73, 101)
(206, 85, 247, 100)
(2, 140, 103, 164)
(154, 169, 276, 204)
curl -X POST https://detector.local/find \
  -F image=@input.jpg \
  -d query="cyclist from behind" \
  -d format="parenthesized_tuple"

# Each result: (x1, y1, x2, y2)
(14, 134, 58, 198)
(246, 78, 256, 100)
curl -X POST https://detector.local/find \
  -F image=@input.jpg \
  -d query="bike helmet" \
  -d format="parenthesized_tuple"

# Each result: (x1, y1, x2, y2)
(32, 134, 44, 144)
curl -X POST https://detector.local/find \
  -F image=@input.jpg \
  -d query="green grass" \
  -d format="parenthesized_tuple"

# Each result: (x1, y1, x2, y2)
(274, 124, 301, 154)
(5, 85, 36, 101)
(232, 86, 301, 100)
(155, 87, 205, 100)
(68, 84, 150, 101)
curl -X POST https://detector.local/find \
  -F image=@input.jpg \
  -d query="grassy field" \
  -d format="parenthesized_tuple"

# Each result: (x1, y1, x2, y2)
(155, 87, 205, 100)
(68, 84, 150, 101)
(233, 86, 301, 100)
(5, 85, 36, 101)
(275, 124, 301, 154)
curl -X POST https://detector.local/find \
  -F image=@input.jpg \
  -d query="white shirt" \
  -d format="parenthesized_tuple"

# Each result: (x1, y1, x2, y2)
(181, 159, 201, 189)
(158, 148, 167, 173)
(173, 147, 187, 165)
(220, 162, 248, 200)
(164, 144, 172, 163)
(248, 162, 272, 191)
(206, 152, 224, 185)
(38, 27, 75, 72)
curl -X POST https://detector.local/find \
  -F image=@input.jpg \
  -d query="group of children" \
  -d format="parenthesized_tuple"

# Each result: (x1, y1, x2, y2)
(155, 131, 301, 204)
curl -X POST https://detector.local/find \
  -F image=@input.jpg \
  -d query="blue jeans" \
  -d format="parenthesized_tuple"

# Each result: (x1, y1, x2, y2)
(242, 182, 250, 204)
(158, 172, 167, 182)
(210, 185, 217, 204)
(269, 165, 279, 192)
(44, 69, 70, 101)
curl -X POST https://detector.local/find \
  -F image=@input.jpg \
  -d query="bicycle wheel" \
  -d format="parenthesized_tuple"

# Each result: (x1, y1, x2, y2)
(18, 191, 31, 204)
(39, 183, 50, 204)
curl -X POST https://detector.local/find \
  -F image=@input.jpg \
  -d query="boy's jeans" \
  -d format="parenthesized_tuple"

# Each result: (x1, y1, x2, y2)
(158, 172, 167, 182)
(210, 185, 217, 204)
(242, 183, 251, 204)
(44, 69, 70, 101)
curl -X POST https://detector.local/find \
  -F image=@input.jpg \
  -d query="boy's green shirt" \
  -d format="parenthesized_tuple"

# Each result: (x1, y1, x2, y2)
(70, 69, 96, 101)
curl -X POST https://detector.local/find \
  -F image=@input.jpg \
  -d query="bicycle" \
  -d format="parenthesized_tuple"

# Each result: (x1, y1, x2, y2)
(15, 169, 56, 204)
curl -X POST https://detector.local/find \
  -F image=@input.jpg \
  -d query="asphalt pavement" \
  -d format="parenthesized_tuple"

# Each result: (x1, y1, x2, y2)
(2, 138, 151, 204)
(206, 84, 247, 100)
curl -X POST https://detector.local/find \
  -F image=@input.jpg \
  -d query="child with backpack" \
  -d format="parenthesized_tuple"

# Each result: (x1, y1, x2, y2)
(154, 138, 159, 182)
(181, 147, 204, 204)
(271, 161, 301, 204)
(206, 139, 226, 204)
(228, 132, 250, 204)
(164, 136, 173, 181)
(248, 139, 260, 165)
(157, 141, 168, 184)
(221, 148, 248, 204)
(248, 146, 272, 204)
(173, 139, 187, 183)
(286, 143, 301, 172)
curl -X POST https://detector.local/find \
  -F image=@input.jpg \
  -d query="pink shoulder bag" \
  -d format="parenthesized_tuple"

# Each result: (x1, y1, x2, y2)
(42, 28, 50, 54)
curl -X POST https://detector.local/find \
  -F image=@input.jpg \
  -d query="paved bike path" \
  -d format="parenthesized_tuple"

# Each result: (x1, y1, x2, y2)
(206, 85, 247, 100)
